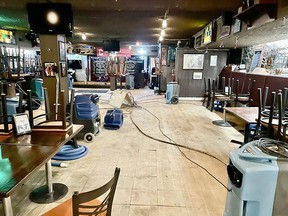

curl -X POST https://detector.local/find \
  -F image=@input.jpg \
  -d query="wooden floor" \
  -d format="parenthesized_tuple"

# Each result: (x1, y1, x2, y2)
(0, 88, 244, 216)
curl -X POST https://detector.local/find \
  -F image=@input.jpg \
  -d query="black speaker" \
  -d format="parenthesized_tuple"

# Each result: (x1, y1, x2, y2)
(222, 11, 234, 26)
(187, 37, 195, 48)
(228, 49, 242, 65)
(134, 73, 145, 89)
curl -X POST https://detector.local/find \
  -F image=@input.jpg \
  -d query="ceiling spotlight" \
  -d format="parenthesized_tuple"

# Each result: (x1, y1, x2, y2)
(47, 11, 58, 24)
(81, 33, 87, 40)
(160, 29, 165, 36)
(129, 45, 132, 50)
(159, 35, 164, 41)
(162, 19, 167, 28)
(136, 41, 142, 46)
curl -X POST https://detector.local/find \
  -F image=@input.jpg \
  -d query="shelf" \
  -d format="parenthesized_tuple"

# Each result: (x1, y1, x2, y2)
(234, 3, 277, 27)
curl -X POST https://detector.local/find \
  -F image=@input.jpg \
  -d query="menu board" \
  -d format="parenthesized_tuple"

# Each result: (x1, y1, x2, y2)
(93, 57, 107, 75)
(125, 60, 136, 74)
(0, 29, 16, 44)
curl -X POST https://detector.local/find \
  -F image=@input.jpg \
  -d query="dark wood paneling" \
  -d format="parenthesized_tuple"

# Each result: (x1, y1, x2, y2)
(175, 48, 228, 97)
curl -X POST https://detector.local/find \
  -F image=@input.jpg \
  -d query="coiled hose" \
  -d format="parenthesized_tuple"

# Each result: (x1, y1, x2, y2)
(52, 144, 88, 161)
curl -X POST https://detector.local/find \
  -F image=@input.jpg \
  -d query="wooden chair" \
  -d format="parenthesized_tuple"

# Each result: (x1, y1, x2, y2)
(202, 77, 211, 108)
(254, 91, 276, 140)
(230, 78, 256, 107)
(210, 79, 230, 112)
(42, 167, 120, 216)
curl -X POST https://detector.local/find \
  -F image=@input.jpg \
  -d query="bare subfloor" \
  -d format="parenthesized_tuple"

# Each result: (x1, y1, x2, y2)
(1, 88, 244, 216)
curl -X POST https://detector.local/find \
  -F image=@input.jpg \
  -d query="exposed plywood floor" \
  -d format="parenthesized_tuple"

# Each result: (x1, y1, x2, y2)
(0, 88, 244, 216)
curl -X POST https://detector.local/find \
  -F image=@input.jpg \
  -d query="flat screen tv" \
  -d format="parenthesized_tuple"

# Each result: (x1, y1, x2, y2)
(103, 40, 120, 52)
(27, 3, 73, 37)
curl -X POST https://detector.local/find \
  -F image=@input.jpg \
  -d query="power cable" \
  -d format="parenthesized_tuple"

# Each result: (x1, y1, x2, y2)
(129, 96, 231, 191)
(105, 91, 231, 191)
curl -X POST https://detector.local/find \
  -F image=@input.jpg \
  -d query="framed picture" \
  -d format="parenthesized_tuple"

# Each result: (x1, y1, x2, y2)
(58, 41, 66, 61)
(60, 62, 67, 77)
(44, 62, 57, 77)
(12, 114, 32, 136)
(183, 54, 204, 70)
(193, 72, 203, 80)
(220, 25, 231, 39)
(161, 47, 167, 66)
(232, 19, 241, 34)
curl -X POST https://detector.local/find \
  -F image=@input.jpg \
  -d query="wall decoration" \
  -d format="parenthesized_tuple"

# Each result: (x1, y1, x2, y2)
(220, 26, 231, 38)
(161, 47, 167, 66)
(0, 29, 16, 44)
(250, 50, 262, 72)
(44, 62, 57, 77)
(203, 22, 213, 45)
(60, 62, 67, 77)
(58, 41, 66, 61)
(210, 55, 218, 66)
(125, 60, 137, 74)
(183, 54, 204, 70)
(193, 72, 203, 80)
(232, 19, 241, 34)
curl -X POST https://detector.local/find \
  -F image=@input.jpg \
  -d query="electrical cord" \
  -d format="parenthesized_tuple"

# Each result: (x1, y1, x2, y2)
(131, 106, 228, 166)
(129, 92, 232, 191)
(104, 91, 231, 190)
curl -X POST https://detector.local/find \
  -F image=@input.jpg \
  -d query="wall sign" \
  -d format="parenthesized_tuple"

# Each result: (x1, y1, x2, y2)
(0, 29, 16, 44)
(93, 57, 107, 75)
(210, 55, 218, 66)
(193, 72, 203, 80)
(13, 114, 32, 136)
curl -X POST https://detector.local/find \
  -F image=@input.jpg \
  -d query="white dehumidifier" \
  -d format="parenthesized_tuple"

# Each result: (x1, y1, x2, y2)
(224, 138, 288, 216)
(125, 74, 135, 90)
(166, 82, 180, 104)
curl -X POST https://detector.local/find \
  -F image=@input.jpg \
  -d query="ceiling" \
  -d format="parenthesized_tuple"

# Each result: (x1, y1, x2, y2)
(0, 0, 243, 46)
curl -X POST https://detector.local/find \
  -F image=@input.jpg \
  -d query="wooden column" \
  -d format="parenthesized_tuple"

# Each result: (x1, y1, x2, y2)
(39, 35, 68, 120)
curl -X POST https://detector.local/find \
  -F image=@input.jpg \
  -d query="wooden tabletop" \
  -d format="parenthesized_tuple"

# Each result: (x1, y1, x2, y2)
(0, 124, 84, 198)
(0, 144, 59, 198)
(0, 124, 83, 147)
(225, 107, 258, 124)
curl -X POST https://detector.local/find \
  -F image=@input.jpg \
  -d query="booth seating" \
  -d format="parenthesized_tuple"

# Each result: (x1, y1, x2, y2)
(219, 67, 288, 108)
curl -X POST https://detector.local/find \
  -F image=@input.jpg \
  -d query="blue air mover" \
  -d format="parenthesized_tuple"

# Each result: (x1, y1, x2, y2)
(104, 109, 123, 129)
(73, 94, 100, 142)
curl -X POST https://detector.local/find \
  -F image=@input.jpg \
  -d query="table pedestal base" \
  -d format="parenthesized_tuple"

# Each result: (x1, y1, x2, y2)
(29, 183, 68, 204)
(212, 120, 236, 127)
